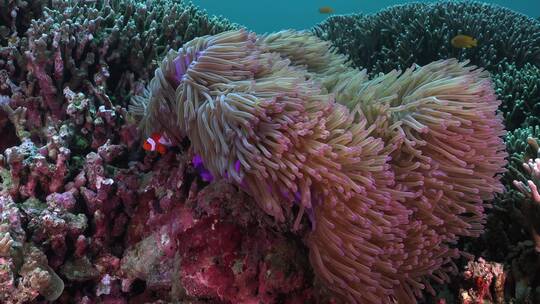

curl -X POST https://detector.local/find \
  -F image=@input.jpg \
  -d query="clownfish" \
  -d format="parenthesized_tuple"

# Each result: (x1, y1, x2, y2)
(143, 132, 173, 154)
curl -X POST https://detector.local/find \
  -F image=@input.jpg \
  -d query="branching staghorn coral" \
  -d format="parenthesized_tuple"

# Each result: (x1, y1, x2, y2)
(0, 0, 238, 128)
(133, 29, 507, 303)
(0, 0, 46, 44)
(492, 62, 540, 130)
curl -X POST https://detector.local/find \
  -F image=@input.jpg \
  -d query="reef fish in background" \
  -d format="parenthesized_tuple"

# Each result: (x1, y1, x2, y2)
(451, 34, 478, 48)
(318, 6, 335, 14)
(142, 132, 173, 154)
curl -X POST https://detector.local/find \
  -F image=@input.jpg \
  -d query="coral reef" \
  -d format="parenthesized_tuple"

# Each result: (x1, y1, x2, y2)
(312, 1, 540, 133)
(0, 0, 237, 123)
(0, 0, 46, 44)
(121, 176, 313, 303)
(0, 195, 65, 304)
(313, 4, 540, 301)
(2, 0, 539, 303)
(492, 62, 540, 130)
(135, 28, 507, 303)
(458, 258, 506, 304)
(512, 138, 540, 253)
(463, 127, 540, 261)
(1, 0, 314, 303)
(312, 1, 540, 74)
(459, 129, 540, 304)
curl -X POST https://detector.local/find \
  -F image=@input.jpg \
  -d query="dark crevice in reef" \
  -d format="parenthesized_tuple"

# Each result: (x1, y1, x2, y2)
(0, 110, 20, 153)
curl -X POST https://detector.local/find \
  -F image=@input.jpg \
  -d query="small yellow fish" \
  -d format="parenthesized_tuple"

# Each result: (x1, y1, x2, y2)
(451, 34, 478, 48)
(319, 6, 335, 14)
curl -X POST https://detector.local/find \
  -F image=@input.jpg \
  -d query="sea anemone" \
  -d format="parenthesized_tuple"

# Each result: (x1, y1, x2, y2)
(133, 29, 507, 303)
(311, 58, 508, 302)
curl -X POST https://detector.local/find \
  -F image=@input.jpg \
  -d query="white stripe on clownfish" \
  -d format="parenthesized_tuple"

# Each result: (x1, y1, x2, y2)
(146, 137, 157, 151)
(158, 133, 173, 146)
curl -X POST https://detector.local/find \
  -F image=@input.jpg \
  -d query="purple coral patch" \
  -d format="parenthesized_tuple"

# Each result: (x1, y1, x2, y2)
(192, 154, 214, 182)
(192, 154, 203, 167)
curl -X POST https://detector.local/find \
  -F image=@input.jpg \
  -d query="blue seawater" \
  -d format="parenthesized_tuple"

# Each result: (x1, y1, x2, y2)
(191, 0, 539, 33)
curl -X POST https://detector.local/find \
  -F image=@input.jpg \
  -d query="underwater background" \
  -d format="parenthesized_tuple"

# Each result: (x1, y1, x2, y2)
(192, 0, 540, 33)
(1, 0, 540, 303)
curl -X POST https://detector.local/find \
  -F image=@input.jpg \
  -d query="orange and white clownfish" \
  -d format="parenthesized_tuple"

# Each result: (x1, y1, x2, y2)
(142, 132, 173, 154)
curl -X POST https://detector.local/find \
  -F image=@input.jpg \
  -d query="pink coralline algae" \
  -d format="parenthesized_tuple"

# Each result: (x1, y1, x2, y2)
(2, 57, 316, 301)
(120, 154, 314, 303)
(459, 258, 506, 304)
(2, 76, 311, 302)
(0, 195, 65, 303)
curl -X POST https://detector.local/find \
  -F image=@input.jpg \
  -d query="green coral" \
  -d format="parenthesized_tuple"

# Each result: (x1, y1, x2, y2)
(312, 1, 540, 74)
(504, 126, 540, 182)
(492, 62, 540, 130)
(73, 136, 90, 152)
(468, 126, 540, 262)
(20, 197, 47, 217)
(60, 256, 99, 282)
(0, 161, 12, 191)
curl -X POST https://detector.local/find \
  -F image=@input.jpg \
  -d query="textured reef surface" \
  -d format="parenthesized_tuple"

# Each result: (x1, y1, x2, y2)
(0, 0, 539, 303)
